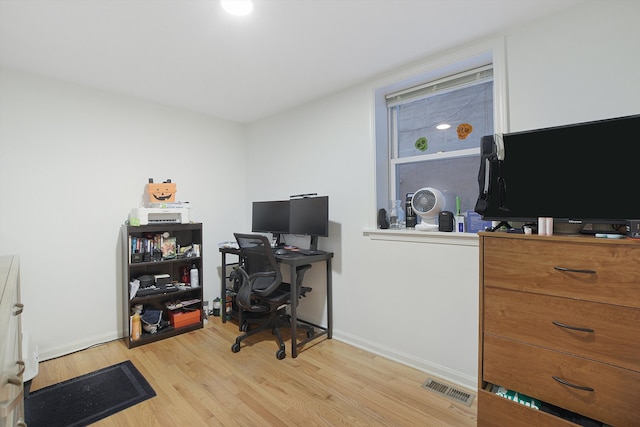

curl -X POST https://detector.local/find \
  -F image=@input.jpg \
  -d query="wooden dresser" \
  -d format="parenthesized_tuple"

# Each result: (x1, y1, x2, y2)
(1, 255, 25, 427)
(478, 233, 640, 427)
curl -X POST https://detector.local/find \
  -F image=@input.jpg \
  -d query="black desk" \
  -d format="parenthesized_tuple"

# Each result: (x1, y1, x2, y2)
(219, 247, 334, 358)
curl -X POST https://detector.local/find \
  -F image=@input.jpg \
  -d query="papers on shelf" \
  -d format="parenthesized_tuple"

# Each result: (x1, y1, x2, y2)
(165, 299, 201, 310)
(129, 279, 140, 300)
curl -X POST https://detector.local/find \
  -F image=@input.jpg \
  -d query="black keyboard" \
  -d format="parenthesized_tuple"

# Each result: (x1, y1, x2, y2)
(273, 248, 324, 256)
(295, 249, 324, 256)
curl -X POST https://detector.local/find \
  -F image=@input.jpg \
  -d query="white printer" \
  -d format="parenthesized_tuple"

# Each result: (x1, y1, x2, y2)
(129, 207, 190, 225)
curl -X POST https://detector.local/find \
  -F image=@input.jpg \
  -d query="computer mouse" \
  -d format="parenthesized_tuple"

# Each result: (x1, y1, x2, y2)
(275, 249, 288, 255)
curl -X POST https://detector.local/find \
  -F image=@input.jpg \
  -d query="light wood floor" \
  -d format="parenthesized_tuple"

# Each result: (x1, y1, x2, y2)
(29, 319, 477, 426)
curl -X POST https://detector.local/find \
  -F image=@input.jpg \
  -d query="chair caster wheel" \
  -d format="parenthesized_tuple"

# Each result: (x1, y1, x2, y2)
(231, 342, 241, 353)
(276, 349, 286, 360)
(306, 329, 314, 338)
(241, 323, 250, 332)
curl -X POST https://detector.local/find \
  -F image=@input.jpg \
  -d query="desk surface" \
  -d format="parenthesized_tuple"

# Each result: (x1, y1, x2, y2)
(219, 246, 333, 263)
(276, 251, 333, 266)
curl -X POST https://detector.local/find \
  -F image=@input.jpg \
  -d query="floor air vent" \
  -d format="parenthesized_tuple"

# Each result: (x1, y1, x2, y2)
(421, 378, 475, 407)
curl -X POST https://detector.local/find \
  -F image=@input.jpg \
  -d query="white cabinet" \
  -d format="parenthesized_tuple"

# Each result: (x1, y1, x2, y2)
(1, 255, 26, 427)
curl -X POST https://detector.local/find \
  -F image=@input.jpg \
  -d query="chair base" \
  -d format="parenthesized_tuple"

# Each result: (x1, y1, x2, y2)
(231, 308, 314, 360)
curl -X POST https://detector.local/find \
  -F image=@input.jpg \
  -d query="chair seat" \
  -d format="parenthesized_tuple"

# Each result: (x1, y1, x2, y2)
(243, 286, 289, 312)
(261, 287, 291, 306)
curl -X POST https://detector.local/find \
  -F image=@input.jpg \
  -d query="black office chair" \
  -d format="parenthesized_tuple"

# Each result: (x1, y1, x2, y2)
(231, 233, 313, 359)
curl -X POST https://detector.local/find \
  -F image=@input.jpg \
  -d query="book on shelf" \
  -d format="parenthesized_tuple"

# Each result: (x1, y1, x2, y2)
(161, 237, 177, 259)
(129, 233, 174, 263)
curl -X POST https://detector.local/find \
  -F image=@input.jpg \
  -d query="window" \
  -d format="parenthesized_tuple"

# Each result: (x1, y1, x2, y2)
(390, 66, 493, 213)
(373, 46, 506, 228)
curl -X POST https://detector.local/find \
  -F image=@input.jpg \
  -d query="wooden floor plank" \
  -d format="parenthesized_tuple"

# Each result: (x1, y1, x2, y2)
(28, 319, 477, 426)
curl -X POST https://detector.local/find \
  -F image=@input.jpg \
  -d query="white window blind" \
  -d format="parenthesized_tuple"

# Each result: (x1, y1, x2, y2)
(386, 65, 493, 107)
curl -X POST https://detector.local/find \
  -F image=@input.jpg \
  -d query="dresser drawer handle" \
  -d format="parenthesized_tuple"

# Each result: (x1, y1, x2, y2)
(552, 376, 594, 391)
(554, 266, 596, 274)
(0, 375, 24, 417)
(17, 360, 25, 377)
(552, 321, 594, 333)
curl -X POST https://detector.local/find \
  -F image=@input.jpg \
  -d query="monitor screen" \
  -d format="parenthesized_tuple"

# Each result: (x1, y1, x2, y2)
(289, 196, 329, 237)
(251, 200, 290, 234)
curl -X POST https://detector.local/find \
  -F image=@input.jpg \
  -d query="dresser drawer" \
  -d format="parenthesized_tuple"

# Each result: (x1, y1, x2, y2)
(482, 237, 640, 308)
(483, 335, 640, 427)
(484, 287, 640, 371)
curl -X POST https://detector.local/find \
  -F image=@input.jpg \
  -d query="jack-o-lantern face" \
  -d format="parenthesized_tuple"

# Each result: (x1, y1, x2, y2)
(457, 123, 473, 140)
(147, 181, 176, 202)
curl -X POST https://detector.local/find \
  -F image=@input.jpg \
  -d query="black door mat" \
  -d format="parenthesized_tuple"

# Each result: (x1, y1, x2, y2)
(25, 360, 156, 427)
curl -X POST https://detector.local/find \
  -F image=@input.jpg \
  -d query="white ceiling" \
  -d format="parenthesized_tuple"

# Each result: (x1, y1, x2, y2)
(0, 0, 584, 124)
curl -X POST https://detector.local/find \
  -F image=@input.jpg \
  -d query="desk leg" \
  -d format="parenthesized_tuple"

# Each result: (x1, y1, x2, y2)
(221, 251, 227, 323)
(326, 258, 332, 339)
(290, 264, 299, 358)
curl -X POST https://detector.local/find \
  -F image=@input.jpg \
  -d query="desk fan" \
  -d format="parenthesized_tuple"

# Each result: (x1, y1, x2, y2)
(411, 187, 445, 231)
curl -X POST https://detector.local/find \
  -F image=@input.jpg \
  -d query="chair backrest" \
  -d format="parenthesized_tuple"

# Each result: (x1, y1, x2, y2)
(233, 233, 283, 310)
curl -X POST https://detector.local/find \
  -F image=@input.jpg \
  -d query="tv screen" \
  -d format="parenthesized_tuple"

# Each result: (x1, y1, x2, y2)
(289, 196, 329, 237)
(477, 114, 640, 225)
(251, 200, 290, 234)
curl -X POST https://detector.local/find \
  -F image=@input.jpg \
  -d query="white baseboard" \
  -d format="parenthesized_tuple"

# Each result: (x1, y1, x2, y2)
(38, 331, 121, 362)
(332, 330, 477, 391)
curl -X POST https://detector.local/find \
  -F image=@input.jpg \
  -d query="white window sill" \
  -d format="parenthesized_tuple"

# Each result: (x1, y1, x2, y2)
(363, 228, 479, 247)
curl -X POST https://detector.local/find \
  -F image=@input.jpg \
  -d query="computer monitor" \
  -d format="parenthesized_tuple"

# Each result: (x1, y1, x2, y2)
(289, 196, 329, 250)
(251, 200, 290, 244)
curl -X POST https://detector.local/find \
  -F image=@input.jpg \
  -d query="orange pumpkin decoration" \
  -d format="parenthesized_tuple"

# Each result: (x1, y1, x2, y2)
(147, 179, 176, 203)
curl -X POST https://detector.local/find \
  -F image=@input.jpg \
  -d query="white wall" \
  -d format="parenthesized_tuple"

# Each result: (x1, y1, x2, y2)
(247, 0, 640, 390)
(1, 0, 637, 391)
(506, 0, 639, 130)
(0, 68, 247, 359)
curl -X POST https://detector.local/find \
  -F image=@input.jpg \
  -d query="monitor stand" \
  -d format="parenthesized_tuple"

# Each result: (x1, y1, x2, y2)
(309, 235, 319, 251)
(273, 233, 284, 247)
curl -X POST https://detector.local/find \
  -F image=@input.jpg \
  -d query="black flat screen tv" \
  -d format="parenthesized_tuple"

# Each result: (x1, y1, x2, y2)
(475, 114, 640, 226)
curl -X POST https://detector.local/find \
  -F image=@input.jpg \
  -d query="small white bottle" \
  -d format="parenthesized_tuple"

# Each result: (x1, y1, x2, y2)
(545, 217, 554, 236)
(190, 264, 199, 287)
(538, 217, 547, 236)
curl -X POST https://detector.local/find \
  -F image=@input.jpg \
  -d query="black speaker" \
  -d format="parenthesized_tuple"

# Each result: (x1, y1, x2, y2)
(438, 211, 454, 232)
(378, 208, 389, 229)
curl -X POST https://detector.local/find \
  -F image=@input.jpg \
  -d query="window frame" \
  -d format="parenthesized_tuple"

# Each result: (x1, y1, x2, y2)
(369, 38, 509, 237)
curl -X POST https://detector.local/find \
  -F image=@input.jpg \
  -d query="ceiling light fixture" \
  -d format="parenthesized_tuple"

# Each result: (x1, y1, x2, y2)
(221, 0, 254, 16)
(436, 123, 451, 130)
